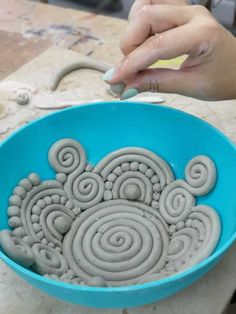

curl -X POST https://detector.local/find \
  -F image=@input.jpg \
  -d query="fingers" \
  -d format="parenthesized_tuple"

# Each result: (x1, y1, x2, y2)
(121, 4, 193, 55)
(129, 0, 151, 20)
(118, 68, 201, 99)
(128, 0, 188, 20)
(110, 22, 208, 85)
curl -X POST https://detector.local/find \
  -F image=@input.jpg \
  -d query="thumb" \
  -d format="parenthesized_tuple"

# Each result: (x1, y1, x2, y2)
(118, 68, 202, 100)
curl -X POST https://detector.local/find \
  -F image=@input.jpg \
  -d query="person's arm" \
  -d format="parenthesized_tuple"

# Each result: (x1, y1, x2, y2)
(103, 1, 236, 100)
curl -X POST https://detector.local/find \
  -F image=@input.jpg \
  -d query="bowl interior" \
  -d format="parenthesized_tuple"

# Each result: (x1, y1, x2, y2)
(0, 101, 236, 257)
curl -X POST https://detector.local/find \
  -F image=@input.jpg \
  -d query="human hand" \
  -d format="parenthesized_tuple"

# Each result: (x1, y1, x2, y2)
(103, 3, 236, 100)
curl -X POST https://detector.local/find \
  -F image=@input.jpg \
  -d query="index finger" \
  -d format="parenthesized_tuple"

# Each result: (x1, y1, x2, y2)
(110, 21, 208, 84)
(129, 0, 188, 20)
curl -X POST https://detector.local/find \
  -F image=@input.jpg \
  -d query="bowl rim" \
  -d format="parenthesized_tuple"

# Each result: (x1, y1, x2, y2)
(0, 101, 236, 293)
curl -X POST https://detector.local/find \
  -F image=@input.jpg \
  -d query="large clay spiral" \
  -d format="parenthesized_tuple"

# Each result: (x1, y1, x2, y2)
(64, 171, 105, 210)
(63, 200, 169, 286)
(48, 138, 86, 175)
(159, 156, 216, 224)
(93, 147, 174, 209)
(8, 173, 79, 249)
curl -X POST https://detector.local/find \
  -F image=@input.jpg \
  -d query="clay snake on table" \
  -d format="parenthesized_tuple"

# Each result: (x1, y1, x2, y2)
(51, 59, 112, 91)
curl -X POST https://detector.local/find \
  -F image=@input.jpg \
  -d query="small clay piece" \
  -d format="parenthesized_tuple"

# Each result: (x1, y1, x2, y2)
(0, 230, 34, 267)
(51, 59, 111, 91)
(0, 80, 36, 106)
(63, 200, 169, 286)
(16, 90, 31, 105)
(87, 276, 107, 287)
(1, 138, 221, 287)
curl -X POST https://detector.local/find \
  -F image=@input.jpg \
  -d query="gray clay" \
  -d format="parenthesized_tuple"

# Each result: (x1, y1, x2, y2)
(0, 230, 34, 267)
(87, 276, 107, 287)
(159, 155, 217, 225)
(1, 138, 221, 287)
(51, 59, 111, 91)
(32, 243, 68, 275)
(166, 205, 221, 271)
(16, 90, 31, 105)
(7, 173, 78, 248)
(137, 270, 175, 284)
(93, 147, 174, 209)
(184, 155, 217, 195)
(63, 200, 169, 286)
(48, 138, 86, 175)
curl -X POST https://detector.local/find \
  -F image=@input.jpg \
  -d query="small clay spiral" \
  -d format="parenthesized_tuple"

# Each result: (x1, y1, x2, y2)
(32, 243, 68, 275)
(0, 230, 34, 267)
(48, 138, 86, 175)
(159, 180, 196, 225)
(184, 155, 216, 195)
(63, 200, 169, 286)
(64, 171, 105, 210)
(159, 156, 216, 225)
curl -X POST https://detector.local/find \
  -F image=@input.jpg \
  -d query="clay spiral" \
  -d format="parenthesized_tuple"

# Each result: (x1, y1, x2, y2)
(48, 138, 86, 175)
(64, 171, 105, 210)
(184, 155, 217, 195)
(159, 180, 196, 225)
(32, 243, 68, 275)
(159, 156, 217, 224)
(166, 205, 221, 271)
(63, 200, 169, 286)
(93, 147, 174, 208)
(7, 173, 79, 249)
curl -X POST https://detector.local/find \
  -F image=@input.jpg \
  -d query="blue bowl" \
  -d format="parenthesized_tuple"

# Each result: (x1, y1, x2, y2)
(0, 101, 236, 308)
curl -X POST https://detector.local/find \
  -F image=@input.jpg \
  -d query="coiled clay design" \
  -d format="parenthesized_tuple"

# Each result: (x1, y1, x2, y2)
(48, 138, 86, 175)
(63, 200, 169, 286)
(0, 230, 34, 267)
(64, 171, 105, 210)
(7, 173, 79, 250)
(159, 155, 217, 224)
(0, 138, 221, 287)
(32, 243, 68, 275)
(166, 205, 221, 272)
(94, 147, 174, 209)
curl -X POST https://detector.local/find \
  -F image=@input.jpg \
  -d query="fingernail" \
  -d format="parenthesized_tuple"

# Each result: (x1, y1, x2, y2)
(120, 88, 138, 100)
(102, 68, 115, 81)
(110, 83, 125, 94)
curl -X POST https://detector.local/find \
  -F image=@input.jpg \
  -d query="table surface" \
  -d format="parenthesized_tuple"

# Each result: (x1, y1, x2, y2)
(0, 1, 236, 314)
